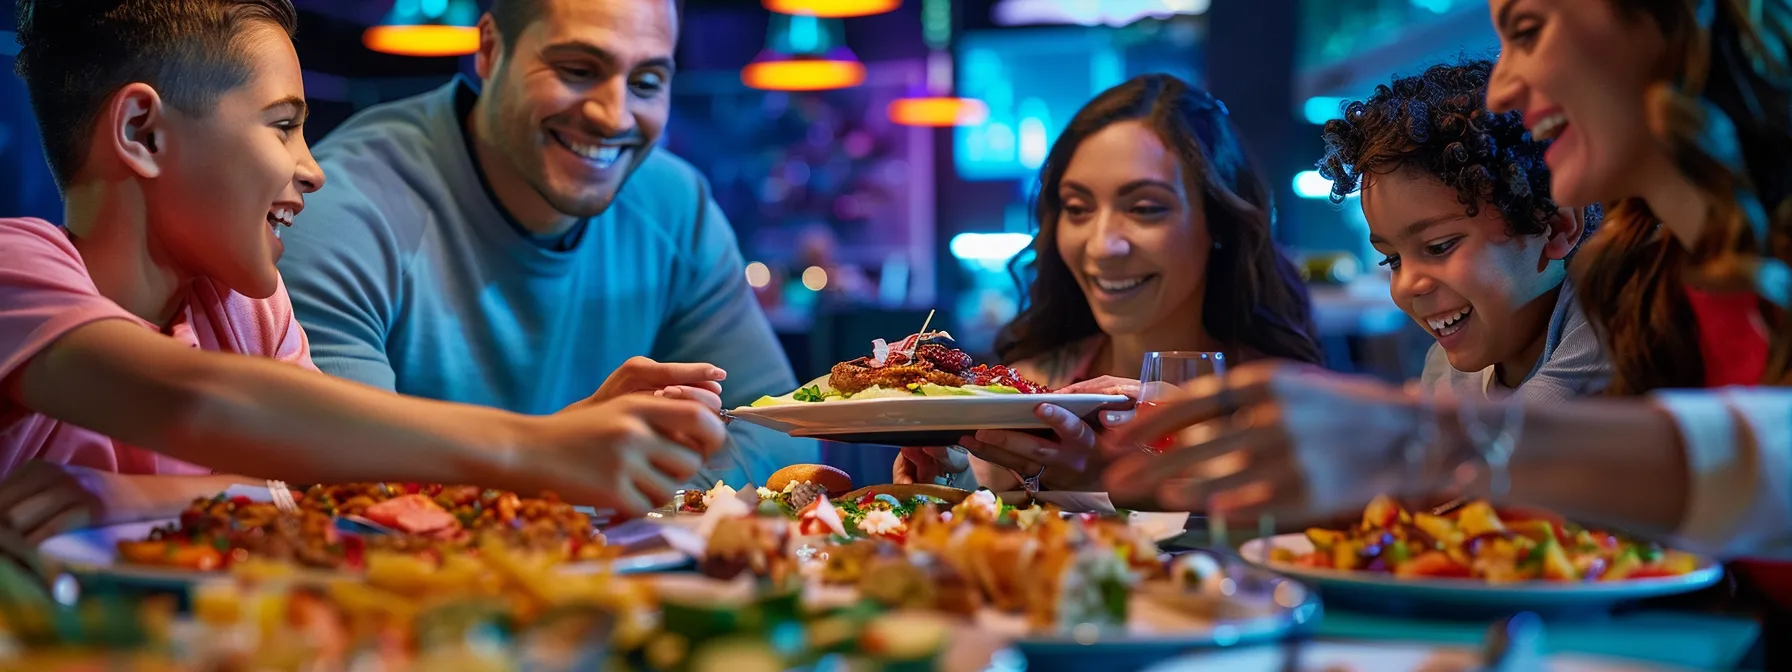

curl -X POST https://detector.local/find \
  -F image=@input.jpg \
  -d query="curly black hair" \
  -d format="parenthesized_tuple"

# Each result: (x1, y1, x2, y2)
(1316, 59, 1597, 239)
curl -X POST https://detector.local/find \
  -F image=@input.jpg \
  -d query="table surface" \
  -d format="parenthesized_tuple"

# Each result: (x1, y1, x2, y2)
(1318, 607, 1759, 670)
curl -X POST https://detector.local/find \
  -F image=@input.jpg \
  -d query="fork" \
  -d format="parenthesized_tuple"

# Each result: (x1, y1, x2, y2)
(267, 480, 299, 514)
(1430, 496, 1471, 516)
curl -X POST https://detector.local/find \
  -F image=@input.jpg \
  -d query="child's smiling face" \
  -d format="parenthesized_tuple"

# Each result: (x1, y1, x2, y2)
(1364, 168, 1579, 376)
(143, 21, 323, 300)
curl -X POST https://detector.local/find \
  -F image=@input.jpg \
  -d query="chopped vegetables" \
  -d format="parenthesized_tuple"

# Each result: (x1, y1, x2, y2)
(1285, 495, 1700, 583)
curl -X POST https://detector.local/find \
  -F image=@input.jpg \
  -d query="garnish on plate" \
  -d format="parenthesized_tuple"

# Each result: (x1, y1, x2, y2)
(748, 329, 1050, 407)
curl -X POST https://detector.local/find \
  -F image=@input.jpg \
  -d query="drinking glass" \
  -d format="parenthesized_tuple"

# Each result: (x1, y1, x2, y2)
(1134, 351, 1226, 453)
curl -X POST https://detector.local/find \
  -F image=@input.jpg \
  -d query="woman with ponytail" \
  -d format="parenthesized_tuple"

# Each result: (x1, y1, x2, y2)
(1100, 0, 1792, 561)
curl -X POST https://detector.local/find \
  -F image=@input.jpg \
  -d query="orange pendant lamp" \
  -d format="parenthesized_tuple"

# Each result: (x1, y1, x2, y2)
(742, 13, 866, 91)
(364, 0, 481, 57)
(888, 0, 985, 127)
(763, 0, 901, 18)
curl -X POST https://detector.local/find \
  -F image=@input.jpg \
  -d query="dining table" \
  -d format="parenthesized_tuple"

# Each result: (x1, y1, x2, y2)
(14, 494, 1768, 672)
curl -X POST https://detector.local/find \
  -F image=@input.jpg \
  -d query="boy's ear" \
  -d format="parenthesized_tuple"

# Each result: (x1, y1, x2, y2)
(474, 14, 501, 82)
(1542, 206, 1584, 261)
(108, 83, 167, 180)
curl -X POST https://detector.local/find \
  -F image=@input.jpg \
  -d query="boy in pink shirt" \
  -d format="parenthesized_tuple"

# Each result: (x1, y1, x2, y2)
(0, 0, 731, 557)
(0, 217, 314, 477)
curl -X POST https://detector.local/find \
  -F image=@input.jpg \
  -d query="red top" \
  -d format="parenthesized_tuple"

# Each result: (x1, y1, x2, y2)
(1685, 287, 1789, 604)
(1685, 288, 1771, 387)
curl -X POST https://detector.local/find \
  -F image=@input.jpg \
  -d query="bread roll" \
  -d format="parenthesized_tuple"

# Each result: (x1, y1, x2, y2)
(767, 464, 853, 497)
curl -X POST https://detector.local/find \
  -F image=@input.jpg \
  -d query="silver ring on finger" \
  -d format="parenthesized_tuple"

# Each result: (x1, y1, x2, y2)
(1011, 465, 1046, 493)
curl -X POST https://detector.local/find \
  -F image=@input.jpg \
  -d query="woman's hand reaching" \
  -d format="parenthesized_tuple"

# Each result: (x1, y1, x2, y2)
(1102, 361, 1428, 521)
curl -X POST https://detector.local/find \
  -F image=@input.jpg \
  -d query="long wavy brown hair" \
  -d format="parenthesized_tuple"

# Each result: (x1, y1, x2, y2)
(1572, 0, 1792, 394)
(995, 74, 1323, 367)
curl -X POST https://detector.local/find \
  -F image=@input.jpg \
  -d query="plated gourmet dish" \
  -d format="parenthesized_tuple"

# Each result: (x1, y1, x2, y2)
(749, 331, 1050, 406)
(1271, 495, 1701, 582)
(114, 483, 611, 573)
(666, 472, 1182, 635)
(673, 464, 1026, 542)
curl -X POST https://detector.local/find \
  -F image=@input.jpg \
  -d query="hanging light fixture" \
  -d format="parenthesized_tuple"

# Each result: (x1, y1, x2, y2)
(364, 0, 481, 57)
(763, 0, 901, 18)
(742, 13, 866, 91)
(887, 0, 986, 127)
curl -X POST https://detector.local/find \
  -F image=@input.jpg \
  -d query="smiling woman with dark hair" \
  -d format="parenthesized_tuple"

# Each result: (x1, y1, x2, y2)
(895, 74, 1320, 494)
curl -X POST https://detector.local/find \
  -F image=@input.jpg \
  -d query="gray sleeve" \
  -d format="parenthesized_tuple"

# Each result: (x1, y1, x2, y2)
(1417, 344, 1455, 396)
(655, 182, 818, 486)
(278, 178, 405, 392)
(1511, 307, 1611, 405)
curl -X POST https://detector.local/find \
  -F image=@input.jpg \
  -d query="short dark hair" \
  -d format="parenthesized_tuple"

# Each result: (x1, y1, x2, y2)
(487, 0, 683, 53)
(13, 0, 299, 190)
(487, 0, 542, 52)
(1316, 59, 1599, 239)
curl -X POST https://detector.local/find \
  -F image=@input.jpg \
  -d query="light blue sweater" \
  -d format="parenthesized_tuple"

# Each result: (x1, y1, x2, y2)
(278, 78, 816, 486)
(1419, 277, 1610, 403)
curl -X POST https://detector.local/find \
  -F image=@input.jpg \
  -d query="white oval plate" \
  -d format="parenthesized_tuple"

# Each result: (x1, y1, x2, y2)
(1238, 534, 1722, 614)
(727, 394, 1131, 445)
(39, 519, 689, 590)
(1140, 641, 1697, 671)
(647, 566, 1318, 657)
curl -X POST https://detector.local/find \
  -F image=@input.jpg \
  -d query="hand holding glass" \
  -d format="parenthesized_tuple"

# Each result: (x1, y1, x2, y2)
(1134, 351, 1225, 453)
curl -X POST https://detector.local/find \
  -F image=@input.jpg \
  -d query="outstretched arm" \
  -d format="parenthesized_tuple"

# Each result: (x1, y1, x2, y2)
(1106, 362, 1792, 558)
(11, 320, 524, 486)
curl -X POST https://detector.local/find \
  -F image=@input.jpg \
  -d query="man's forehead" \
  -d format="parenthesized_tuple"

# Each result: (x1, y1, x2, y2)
(532, 0, 678, 57)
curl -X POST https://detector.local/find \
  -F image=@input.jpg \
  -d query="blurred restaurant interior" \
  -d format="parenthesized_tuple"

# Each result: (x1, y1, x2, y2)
(8, 1, 1792, 670)
(0, 0, 1495, 384)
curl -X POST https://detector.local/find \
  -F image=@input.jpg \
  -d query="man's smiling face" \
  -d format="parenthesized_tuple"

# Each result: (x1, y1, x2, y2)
(474, 0, 677, 220)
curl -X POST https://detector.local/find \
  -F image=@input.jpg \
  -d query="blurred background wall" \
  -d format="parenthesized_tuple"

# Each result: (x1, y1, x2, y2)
(0, 0, 1502, 383)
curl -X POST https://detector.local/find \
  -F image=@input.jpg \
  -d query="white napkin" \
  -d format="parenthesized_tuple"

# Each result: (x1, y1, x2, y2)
(655, 485, 761, 559)
(1027, 490, 1118, 513)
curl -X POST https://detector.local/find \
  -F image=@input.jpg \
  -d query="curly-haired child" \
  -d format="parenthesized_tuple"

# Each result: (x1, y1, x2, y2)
(1317, 59, 1607, 402)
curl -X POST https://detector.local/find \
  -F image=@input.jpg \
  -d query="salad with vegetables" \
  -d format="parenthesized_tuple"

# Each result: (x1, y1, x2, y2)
(1272, 495, 1701, 582)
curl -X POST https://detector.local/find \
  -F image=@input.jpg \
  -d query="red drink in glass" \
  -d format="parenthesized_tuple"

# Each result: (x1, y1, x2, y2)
(1135, 400, 1175, 453)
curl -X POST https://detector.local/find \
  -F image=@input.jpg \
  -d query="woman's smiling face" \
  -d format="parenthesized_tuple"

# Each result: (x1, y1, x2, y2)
(1485, 0, 1669, 208)
(1054, 120, 1210, 338)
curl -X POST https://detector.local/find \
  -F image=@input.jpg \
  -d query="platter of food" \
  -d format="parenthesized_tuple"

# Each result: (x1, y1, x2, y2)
(652, 464, 1191, 544)
(649, 470, 1316, 659)
(1237, 496, 1722, 615)
(726, 331, 1129, 445)
(38, 482, 686, 588)
(5, 536, 1006, 672)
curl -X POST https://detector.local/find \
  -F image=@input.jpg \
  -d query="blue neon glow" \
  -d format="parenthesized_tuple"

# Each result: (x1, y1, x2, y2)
(1303, 97, 1347, 125)
(950, 232, 1035, 261)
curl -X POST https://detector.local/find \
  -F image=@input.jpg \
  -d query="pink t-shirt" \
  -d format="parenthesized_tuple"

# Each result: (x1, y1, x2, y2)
(0, 217, 318, 477)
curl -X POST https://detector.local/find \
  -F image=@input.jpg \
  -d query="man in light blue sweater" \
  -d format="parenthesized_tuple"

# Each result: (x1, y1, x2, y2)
(278, 0, 816, 486)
